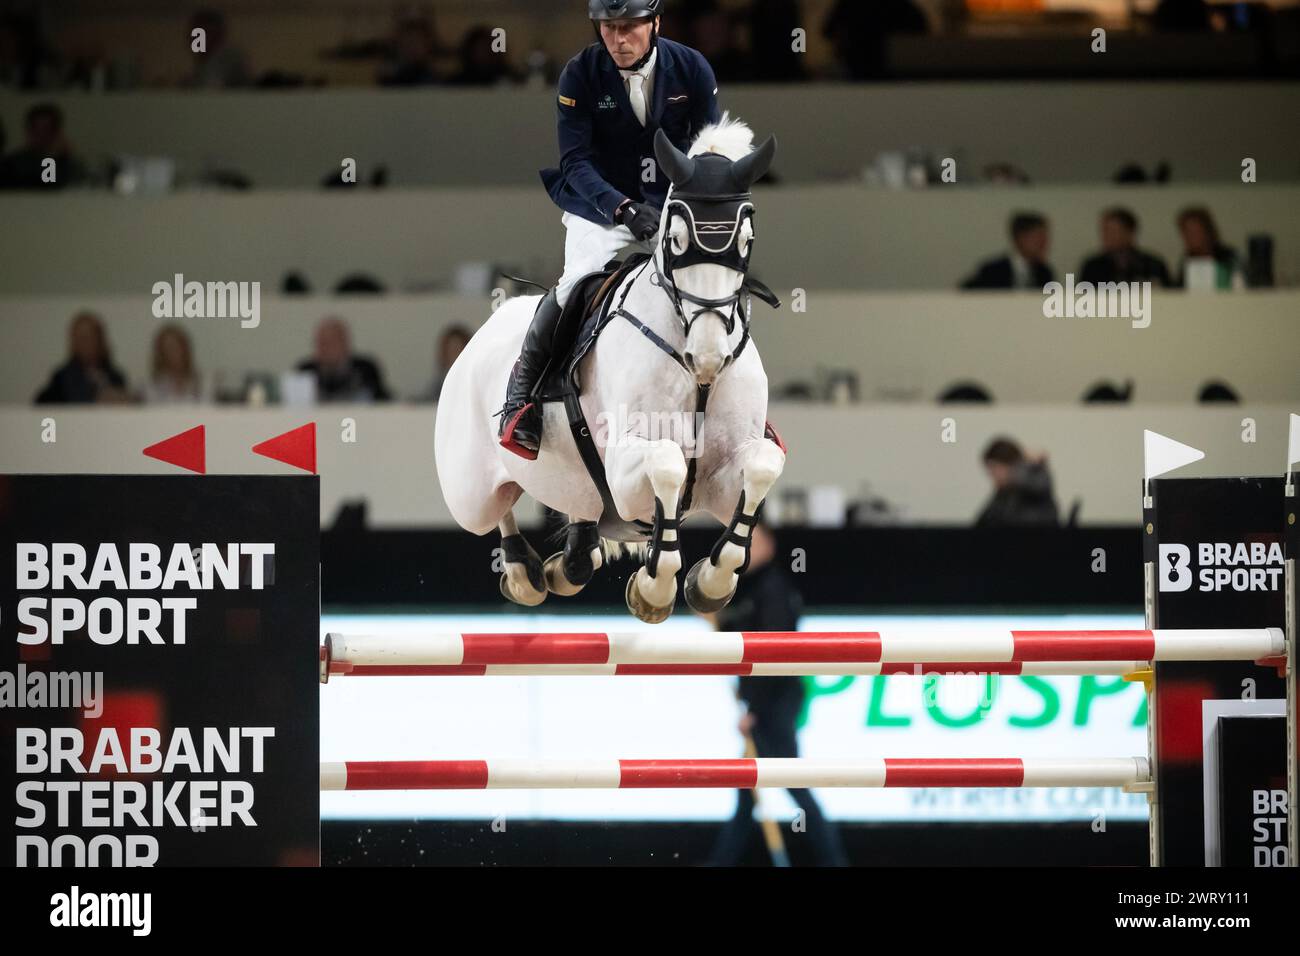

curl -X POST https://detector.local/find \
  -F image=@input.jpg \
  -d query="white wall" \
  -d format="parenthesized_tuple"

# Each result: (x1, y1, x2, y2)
(3, 185, 1298, 294)
(0, 405, 1292, 528)
(4, 82, 1298, 187)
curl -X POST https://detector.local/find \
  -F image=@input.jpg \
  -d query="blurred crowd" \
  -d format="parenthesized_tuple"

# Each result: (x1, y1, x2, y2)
(960, 204, 1272, 291)
(1, 1, 1292, 93)
(31, 311, 471, 408)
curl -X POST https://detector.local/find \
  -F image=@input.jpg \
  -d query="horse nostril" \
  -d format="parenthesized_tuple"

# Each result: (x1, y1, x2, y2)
(684, 352, 695, 370)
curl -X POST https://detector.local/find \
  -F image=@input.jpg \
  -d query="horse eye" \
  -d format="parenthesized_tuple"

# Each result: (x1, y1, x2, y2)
(671, 221, 689, 255)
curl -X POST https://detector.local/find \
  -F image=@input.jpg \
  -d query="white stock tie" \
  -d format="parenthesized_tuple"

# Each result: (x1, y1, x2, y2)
(626, 71, 648, 126)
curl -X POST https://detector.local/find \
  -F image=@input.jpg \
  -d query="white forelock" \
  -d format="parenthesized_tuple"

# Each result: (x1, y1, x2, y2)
(687, 111, 755, 161)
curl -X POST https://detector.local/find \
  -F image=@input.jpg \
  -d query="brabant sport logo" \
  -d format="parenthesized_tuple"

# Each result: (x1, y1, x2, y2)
(1158, 541, 1284, 593)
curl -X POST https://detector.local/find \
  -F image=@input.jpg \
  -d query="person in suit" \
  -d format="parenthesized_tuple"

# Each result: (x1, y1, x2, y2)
(961, 212, 1056, 290)
(496, 0, 721, 460)
(706, 519, 850, 866)
(296, 317, 392, 403)
(1079, 208, 1171, 286)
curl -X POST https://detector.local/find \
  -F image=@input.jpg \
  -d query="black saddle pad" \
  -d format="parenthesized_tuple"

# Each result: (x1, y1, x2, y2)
(538, 253, 650, 402)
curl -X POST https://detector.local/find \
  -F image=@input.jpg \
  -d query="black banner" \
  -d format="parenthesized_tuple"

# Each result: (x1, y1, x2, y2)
(0, 475, 319, 866)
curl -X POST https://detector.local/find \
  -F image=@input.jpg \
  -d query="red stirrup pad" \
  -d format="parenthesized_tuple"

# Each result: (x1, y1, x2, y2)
(499, 404, 539, 461)
(764, 420, 787, 454)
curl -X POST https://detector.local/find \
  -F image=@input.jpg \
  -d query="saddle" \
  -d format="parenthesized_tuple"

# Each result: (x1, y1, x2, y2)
(536, 252, 652, 404)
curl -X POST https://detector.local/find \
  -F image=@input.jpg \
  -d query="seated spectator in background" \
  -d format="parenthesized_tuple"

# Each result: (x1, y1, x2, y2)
(144, 324, 207, 403)
(446, 26, 518, 86)
(961, 212, 1055, 290)
(420, 325, 473, 401)
(1174, 206, 1240, 288)
(748, 0, 806, 82)
(0, 102, 86, 189)
(684, 1, 751, 83)
(378, 17, 440, 86)
(1079, 208, 1171, 287)
(297, 317, 392, 402)
(975, 438, 1059, 528)
(822, 0, 928, 80)
(187, 9, 249, 88)
(35, 312, 129, 404)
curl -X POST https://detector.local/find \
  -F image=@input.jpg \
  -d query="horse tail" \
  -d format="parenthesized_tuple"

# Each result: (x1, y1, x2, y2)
(601, 538, 648, 564)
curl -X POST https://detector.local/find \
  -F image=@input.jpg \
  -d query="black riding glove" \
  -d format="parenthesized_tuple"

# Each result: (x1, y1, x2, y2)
(617, 201, 661, 242)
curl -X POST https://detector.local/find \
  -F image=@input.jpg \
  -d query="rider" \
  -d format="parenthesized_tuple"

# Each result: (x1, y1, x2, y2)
(496, 0, 721, 460)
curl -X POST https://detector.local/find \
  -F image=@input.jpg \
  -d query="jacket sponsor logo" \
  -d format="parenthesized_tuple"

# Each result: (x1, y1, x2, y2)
(598, 94, 618, 110)
(1158, 541, 1284, 593)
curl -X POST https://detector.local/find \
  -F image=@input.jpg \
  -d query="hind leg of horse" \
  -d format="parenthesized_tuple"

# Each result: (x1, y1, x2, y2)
(498, 510, 548, 607)
(543, 518, 604, 596)
(608, 438, 686, 623)
(685, 438, 786, 613)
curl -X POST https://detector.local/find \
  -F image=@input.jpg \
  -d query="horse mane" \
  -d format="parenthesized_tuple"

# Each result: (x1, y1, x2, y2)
(687, 111, 755, 161)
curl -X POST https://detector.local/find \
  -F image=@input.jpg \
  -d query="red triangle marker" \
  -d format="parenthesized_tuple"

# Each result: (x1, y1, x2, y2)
(143, 425, 206, 474)
(253, 422, 317, 474)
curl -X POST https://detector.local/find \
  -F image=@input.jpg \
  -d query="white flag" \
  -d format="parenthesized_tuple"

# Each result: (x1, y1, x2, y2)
(1143, 430, 1205, 481)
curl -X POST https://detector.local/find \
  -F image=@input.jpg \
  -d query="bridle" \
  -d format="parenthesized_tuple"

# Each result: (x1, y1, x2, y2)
(612, 175, 778, 378)
(653, 190, 756, 341)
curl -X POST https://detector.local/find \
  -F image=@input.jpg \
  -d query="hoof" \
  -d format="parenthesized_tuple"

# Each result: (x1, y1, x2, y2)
(625, 569, 674, 624)
(499, 537, 547, 607)
(543, 552, 585, 596)
(500, 571, 547, 607)
(684, 557, 736, 614)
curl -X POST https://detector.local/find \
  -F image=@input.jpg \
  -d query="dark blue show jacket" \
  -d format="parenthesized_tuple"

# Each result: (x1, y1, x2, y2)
(540, 37, 721, 227)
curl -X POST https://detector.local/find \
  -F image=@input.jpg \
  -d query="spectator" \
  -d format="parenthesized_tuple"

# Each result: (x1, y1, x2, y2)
(0, 102, 87, 189)
(420, 325, 473, 401)
(1174, 206, 1240, 288)
(144, 324, 207, 403)
(35, 312, 129, 404)
(297, 317, 392, 402)
(446, 26, 518, 86)
(1079, 208, 1171, 287)
(187, 9, 250, 88)
(748, 0, 806, 82)
(961, 212, 1055, 290)
(822, 0, 927, 80)
(975, 438, 1059, 528)
(705, 518, 849, 867)
(378, 17, 440, 86)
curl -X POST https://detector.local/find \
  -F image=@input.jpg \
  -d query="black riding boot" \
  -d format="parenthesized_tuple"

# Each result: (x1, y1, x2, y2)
(497, 287, 564, 460)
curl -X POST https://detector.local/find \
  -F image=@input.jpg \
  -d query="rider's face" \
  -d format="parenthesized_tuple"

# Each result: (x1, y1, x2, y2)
(599, 17, 658, 68)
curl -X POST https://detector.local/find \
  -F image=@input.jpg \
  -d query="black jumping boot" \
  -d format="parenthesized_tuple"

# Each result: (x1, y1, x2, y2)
(497, 287, 564, 460)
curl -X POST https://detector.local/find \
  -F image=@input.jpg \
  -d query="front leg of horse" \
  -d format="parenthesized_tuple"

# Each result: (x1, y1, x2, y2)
(685, 438, 786, 613)
(610, 438, 686, 624)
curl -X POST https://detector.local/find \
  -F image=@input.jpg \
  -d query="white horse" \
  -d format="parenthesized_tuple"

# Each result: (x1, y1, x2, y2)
(434, 115, 784, 623)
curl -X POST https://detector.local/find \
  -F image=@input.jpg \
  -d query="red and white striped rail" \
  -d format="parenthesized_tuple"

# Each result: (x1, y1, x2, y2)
(320, 628, 1285, 680)
(320, 756, 1152, 791)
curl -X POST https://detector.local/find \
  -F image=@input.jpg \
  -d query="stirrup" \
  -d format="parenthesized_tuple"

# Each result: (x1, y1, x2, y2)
(498, 403, 540, 460)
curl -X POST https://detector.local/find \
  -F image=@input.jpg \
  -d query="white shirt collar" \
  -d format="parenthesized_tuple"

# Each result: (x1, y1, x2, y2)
(619, 45, 657, 80)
